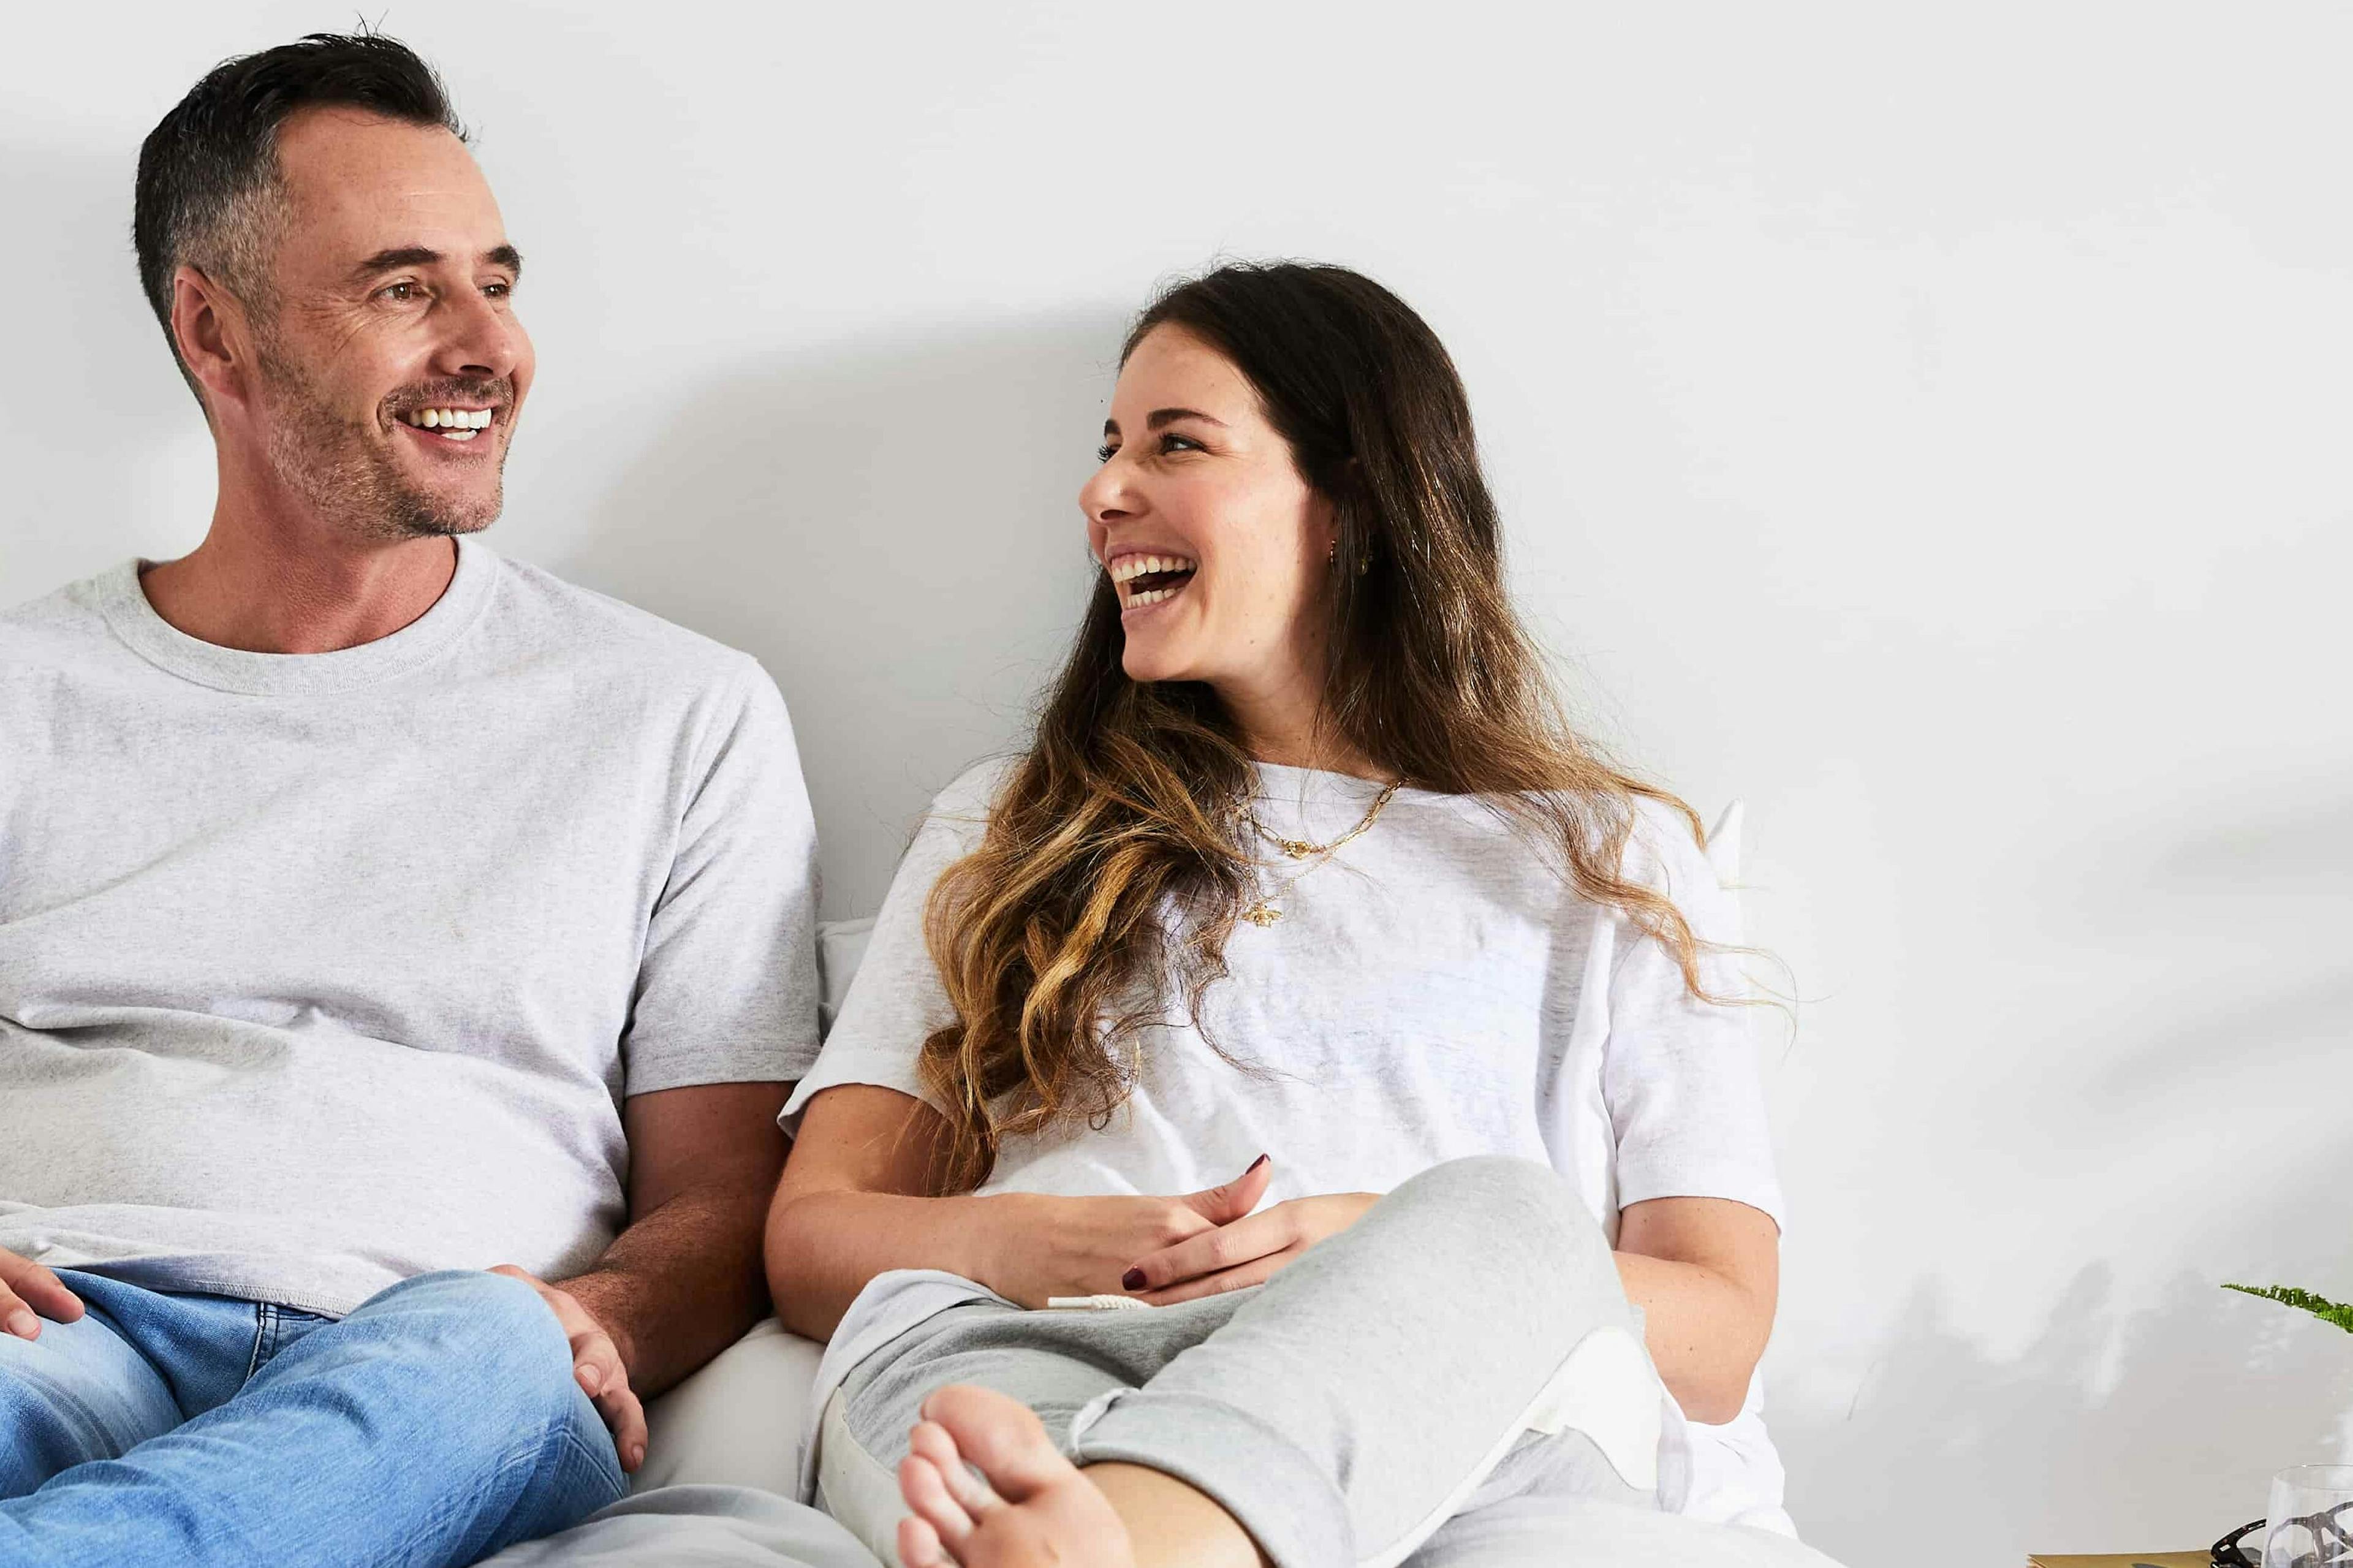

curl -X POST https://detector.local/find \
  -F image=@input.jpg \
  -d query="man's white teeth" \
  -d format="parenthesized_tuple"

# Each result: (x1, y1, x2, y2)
(404, 408, 494, 431)
(1109, 553, 1199, 583)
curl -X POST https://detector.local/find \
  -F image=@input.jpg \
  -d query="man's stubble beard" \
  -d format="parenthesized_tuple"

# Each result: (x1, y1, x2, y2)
(255, 330, 506, 542)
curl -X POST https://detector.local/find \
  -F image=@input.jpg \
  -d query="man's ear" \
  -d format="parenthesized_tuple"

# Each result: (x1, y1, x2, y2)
(170, 264, 252, 414)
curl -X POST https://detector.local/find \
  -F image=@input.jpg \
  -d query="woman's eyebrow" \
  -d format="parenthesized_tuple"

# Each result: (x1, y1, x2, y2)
(1145, 407, 1226, 430)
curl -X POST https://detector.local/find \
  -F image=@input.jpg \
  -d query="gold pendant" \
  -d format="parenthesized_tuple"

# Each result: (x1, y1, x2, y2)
(1241, 900, 1283, 927)
(1274, 838, 1317, 860)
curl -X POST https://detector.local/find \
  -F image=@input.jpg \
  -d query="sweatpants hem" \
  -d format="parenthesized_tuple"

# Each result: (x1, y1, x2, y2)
(1069, 1387, 1349, 1568)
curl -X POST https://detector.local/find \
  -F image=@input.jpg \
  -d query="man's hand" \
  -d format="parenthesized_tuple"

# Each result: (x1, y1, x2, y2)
(0, 1246, 84, 1341)
(1122, 1190, 1380, 1305)
(490, 1265, 648, 1472)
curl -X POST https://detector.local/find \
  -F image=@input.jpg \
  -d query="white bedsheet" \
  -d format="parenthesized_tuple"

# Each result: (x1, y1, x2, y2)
(483, 1484, 1852, 1567)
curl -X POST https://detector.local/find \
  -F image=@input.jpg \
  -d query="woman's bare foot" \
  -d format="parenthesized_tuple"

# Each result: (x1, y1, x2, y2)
(895, 1384, 1137, 1568)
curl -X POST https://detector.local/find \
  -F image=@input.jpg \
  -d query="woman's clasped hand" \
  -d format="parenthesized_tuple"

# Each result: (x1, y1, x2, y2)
(977, 1157, 1379, 1309)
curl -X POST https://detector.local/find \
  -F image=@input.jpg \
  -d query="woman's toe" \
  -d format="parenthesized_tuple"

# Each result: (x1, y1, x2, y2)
(898, 1512, 948, 1567)
(912, 1416, 1002, 1518)
(899, 1449, 977, 1545)
(919, 1384, 1073, 1504)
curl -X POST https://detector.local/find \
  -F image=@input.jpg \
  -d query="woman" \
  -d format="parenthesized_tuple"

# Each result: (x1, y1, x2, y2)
(767, 263, 1810, 1568)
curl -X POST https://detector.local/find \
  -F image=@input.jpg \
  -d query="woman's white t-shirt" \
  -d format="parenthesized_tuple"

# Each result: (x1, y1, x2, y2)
(784, 760, 1794, 1533)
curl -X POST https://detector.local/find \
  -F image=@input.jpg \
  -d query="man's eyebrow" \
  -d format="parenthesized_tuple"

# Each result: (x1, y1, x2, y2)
(352, 246, 442, 279)
(349, 244, 525, 280)
(1146, 407, 1225, 430)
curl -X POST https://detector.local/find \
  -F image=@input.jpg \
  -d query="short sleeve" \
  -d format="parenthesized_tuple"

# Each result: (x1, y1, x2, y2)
(623, 657, 822, 1096)
(779, 762, 1004, 1129)
(1601, 807, 1787, 1231)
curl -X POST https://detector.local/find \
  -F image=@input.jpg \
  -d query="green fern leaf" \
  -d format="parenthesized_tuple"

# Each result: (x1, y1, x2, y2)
(2222, 1282, 2353, 1333)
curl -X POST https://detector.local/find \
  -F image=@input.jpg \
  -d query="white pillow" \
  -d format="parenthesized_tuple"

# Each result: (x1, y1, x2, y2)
(633, 1318, 822, 1494)
(816, 916, 875, 1039)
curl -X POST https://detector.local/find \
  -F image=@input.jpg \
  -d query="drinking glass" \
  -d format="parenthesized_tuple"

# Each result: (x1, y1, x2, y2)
(2265, 1465, 2353, 1568)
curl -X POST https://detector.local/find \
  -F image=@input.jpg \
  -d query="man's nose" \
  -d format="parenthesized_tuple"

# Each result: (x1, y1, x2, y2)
(428, 286, 525, 382)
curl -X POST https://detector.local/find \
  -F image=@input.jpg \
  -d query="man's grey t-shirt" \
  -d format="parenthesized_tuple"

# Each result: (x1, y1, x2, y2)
(0, 540, 820, 1316)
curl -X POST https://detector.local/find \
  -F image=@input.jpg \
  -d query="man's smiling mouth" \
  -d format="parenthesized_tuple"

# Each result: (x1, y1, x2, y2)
(396, 406, 495, 442)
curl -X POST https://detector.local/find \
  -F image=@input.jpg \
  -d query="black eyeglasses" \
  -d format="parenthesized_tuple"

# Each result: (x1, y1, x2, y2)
(2216, 1501, 2353, 1568)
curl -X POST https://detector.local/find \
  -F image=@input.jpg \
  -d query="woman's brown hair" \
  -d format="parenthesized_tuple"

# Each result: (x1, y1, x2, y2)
(917, 261, 1715, 1193)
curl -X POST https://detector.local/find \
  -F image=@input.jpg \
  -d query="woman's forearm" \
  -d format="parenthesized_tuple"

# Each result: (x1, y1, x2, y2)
(766, 1171, 1259, 1338)
(767, 1187, 1009, 1340)
(1613, 1250, 1773, 1425)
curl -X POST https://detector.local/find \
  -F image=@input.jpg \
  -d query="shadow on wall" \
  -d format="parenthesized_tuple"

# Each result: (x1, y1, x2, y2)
(1781, 1261, 2353, 1568)
(551, 315, 1126, 917)
(1775, 777, 2353, 1567)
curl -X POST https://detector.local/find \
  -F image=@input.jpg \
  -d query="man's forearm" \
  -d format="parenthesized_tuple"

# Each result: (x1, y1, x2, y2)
(559, 1183, 773, 1399)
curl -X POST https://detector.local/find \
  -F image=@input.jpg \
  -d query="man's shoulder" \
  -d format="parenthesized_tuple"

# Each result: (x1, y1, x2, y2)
(484, 552, 763, 695)
(0, 569, 127, 672)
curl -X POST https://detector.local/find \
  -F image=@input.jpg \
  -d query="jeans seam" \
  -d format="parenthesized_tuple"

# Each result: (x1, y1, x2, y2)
(242, 1305, 270, 1383)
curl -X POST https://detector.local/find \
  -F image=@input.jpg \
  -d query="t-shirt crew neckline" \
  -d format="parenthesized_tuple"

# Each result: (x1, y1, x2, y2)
(93, 537, 496, 697)
(1249, 759, 1441, 808)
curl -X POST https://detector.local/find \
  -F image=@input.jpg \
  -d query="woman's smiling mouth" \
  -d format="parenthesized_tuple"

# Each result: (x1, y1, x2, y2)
(1110, 551, 1198, 612)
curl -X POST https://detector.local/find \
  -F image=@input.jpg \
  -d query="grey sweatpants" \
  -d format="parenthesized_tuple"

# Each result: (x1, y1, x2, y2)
(822, 1156, 1681, 1568)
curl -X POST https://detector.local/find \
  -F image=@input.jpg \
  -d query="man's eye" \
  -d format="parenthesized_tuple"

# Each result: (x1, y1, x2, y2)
(483, 281, 512, 299)
(381, 281, 419, 302)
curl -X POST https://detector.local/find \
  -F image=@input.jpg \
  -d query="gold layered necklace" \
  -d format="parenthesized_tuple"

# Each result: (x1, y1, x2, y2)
(1236, 778, 1404, 928)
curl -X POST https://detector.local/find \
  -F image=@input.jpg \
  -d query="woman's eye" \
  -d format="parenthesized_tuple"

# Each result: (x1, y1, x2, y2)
(1095, 444, 1118, 463)
(1158, 433, 1202, 455)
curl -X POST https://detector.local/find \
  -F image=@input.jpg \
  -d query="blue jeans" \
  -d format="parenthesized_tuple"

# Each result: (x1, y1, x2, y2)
(0, 1268, 626, 1567)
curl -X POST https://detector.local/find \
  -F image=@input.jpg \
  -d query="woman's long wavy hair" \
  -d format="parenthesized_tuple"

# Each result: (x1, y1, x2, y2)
(917, 261, 1715, 1193)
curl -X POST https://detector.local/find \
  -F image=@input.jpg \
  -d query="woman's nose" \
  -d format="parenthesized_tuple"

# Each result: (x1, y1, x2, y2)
(1080, 460, 1134, 525)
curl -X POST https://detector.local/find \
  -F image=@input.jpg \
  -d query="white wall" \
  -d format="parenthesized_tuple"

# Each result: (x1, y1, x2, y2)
(5, 4, 2349, 1561)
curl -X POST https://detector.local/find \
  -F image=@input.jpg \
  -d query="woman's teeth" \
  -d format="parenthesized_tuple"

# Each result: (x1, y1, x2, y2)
(1112, 551, 1200, 610)
(1108, 553, 1198, 584)
(400, 407, 495, 441)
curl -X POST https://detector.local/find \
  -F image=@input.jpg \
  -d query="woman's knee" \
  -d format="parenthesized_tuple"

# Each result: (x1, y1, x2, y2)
(1387, 1156, 1593, 1231)
(1372, 1158, 1613, 1278)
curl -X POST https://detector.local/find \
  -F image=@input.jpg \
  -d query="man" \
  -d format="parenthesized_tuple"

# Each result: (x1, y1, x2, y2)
(0, 32, 820, 1566)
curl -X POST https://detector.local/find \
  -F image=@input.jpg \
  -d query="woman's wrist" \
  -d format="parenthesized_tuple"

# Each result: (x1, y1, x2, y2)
(955, 1190, 1033, 1297)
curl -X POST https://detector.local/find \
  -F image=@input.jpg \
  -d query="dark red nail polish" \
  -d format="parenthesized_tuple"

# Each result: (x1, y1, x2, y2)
(1122, 1267, 1146, 1291)
(1248, 1153, 1269, 1172)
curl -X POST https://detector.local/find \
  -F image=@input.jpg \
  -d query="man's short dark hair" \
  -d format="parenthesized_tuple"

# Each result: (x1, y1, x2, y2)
(133, 32, 466, 396)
